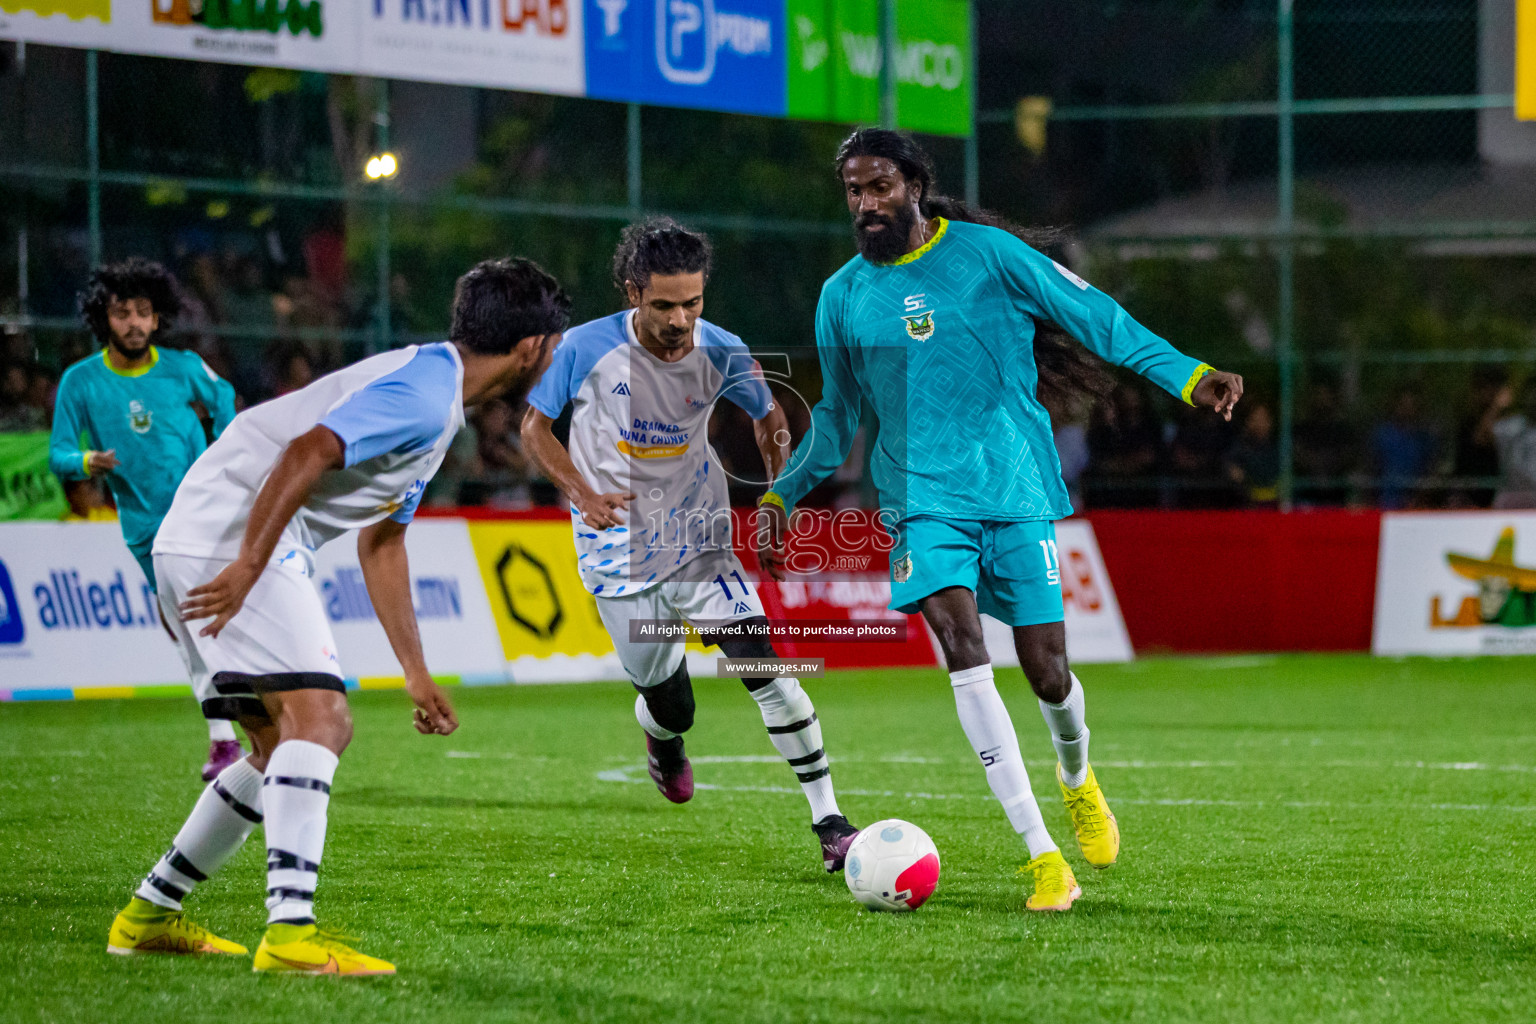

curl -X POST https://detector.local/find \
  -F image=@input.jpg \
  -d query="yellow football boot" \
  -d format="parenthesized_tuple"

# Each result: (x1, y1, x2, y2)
(107, 897, 248, 957)
(1022, 850, 1081, 912)
(252, 923, 395, 976)
(1058, 764, 1120, 869)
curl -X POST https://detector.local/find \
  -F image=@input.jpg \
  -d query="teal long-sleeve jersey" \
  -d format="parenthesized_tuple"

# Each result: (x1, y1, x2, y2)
(770, 218, 1212, 523)
(49, 345, 237, 554)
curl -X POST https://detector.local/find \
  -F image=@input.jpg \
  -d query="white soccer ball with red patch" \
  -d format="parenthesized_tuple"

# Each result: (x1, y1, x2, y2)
(843, 818, 940, 912)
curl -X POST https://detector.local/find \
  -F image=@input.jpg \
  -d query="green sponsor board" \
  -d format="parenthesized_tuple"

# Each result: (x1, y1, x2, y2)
(0, 432, 67, 521)
(786, 0, 971, 137)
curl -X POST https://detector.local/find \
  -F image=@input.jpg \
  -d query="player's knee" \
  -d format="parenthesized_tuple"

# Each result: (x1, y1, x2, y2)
(1021, 652, 1071, 703)
(640, 660, 695, 735)
(932, 619, 989, 671)
(716, 630, 780, 694)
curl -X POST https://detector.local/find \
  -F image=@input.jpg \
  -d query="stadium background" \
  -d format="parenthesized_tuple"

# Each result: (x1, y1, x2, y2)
(1, 0, 1534, 664)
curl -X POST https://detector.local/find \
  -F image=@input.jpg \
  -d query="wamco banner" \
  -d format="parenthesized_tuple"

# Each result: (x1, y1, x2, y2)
(1, 0, 970, 134)
(1373, 510, 1536, 656)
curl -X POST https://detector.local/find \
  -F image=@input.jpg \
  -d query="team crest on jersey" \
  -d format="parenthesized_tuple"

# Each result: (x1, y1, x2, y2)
(612, 381, 631, 396)
(892, 552, 913, 583)
(127, 400, 152, 435)
(901, 310, 935, 341)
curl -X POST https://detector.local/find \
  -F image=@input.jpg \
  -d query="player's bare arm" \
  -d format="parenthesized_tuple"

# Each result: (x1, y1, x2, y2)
(520, 406, 635, 528)
(357, 517, 458, 736)
(751, 402, 793, 582)
(179, 425, 345, 637)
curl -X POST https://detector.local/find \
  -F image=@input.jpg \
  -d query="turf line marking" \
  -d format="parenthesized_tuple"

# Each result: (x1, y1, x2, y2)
(591, 761, 1536, 812)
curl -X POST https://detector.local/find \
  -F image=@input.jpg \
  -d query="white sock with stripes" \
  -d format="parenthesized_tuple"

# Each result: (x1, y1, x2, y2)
(950, 664, 1057, 859)
(136, 758, 264, 910)
(1038, 673, 1090, 788)
(263, 740, 338, 925)
(207, 719, 237, 743)
(749, 678, 840, 823)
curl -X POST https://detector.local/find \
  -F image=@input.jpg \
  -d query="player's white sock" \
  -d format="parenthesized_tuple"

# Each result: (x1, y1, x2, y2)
(207, 718, 237, 743)
(1038, 673, 1090, 788)
(749, 678, 840, 822)
(136, 758, 264, 910)
(634, 693, 680, 740)
(950, 664, 1057, 859)
(263, 740, 338, 925)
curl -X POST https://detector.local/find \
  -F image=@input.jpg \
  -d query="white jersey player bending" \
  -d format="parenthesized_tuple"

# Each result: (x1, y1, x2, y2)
(106, 258, 571, 976)
(522, 219, 861, 872)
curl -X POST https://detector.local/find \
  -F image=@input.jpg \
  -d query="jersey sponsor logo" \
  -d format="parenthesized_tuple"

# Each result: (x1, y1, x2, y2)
(1052, 259, 1090, 291)
(683, 393, 710, 411)
(903, 293, 927, 312)
(616, 439, 690, 459)
(901, 310, 935, 341)
(891, 552, 913, 584)
(127, 400, 153, 435)
(611, 381, 632, 396)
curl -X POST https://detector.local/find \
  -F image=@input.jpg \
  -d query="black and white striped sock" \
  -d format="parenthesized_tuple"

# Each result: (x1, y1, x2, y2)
(748, 678, 841, 822)
(263, 740, 338, 926)
(136, 758, 264, 911)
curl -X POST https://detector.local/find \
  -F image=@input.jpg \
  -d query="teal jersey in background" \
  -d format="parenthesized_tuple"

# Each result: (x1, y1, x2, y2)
(773, 219, 1212, 522)
(49, 345, 237, 555)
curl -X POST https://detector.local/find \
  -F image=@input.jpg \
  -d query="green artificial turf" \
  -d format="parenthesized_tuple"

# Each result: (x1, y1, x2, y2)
(3, 654, 1534, 1023)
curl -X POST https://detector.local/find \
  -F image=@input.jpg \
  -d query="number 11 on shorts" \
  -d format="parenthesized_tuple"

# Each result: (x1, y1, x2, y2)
(1038, 540, 1060, 586)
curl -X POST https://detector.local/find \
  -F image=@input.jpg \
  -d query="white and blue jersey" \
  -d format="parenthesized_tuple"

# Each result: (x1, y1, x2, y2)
(528, 311, 773, 596)
(154, 343, 465, 563)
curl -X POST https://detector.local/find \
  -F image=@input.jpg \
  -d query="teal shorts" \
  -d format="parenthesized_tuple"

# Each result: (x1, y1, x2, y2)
(887, 517, 1064, 626)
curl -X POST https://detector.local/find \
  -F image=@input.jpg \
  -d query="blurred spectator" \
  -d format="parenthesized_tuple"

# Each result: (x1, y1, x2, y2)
(1165, 401, 1235, 508)
(468, 398, 534, 508)
(1085, 385, 1162, 508)
(268, 343, 316, 397)
(0, 362, 48, 431)
(1450, 366, 1506, 508)
(424, 420, 482, 509)
(1479, 382, 1536, 509)
(1368, 387, 1439, 510)
(1293, 380, 1359, 507)
(1051, 409, 1090, 512)
(1224, 402, 1281, 507)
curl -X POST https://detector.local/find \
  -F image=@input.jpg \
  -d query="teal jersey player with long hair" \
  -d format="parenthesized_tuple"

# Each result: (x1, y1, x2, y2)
(758, 129, 1245, 914)
(48, 258, 242, 780)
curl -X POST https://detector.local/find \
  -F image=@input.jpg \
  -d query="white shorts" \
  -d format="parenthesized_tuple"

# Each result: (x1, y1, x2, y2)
(154, 551, 344, 721)
(594, 550, 765, 688)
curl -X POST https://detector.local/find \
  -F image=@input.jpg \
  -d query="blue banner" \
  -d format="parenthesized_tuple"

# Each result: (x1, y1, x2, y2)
(584, 0, 787, 116)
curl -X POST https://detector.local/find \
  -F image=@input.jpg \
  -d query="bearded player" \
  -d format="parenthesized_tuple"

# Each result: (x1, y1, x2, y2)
(757, 129, 1244, 911)
(105, 258, 569, 974)
(49, 258, 243, 779)
(521, 219, 862, 872)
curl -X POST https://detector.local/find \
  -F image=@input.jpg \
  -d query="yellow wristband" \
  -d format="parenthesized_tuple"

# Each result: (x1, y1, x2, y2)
(758, 491, 786, 511)
(82, 451, 92, 476)
(1180, 363, 1216, 406)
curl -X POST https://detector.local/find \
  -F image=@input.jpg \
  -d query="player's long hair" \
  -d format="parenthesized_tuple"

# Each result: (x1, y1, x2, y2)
(78, 257, 181, 346)
(835, 128, 1116, 420)
(612, 217, 713, 298)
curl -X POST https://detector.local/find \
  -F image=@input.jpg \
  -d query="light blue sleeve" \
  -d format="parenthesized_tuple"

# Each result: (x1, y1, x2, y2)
(703, 330, 773, 420)
(48, 366, 93, 482)
(771, 285, 863, 510)
(993, 230, 1211, 403)
(527, 331, 580, 419)
(319, 347, 457, 468)
(184, 352, 238, 437)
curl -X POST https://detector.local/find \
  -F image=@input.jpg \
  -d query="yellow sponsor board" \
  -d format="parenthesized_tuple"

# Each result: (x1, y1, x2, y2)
(0, 0, 109, 20)
(1522, 0, 1536, 120)
(466, 520, 615, 662)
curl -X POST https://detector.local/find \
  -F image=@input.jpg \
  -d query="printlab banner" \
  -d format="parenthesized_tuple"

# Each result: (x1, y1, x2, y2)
(1373, 511, 1536, 656)
(0, 519, 503, 694)
(1, 0, 969, 134)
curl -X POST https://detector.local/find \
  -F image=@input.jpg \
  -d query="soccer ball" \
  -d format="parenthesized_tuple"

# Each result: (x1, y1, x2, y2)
(843, 818, 941, 912)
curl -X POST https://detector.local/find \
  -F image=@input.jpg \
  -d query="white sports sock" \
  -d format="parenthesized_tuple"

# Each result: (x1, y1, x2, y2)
(634, 693, 679, 740)
(749, 678, 840, 823)
(951, 664, 1057, 859)
(136, 758, 264, 910)
(207, 719, 237, 743)
(263, 740, 338, 925)
(1038, 673, 1090, 788)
